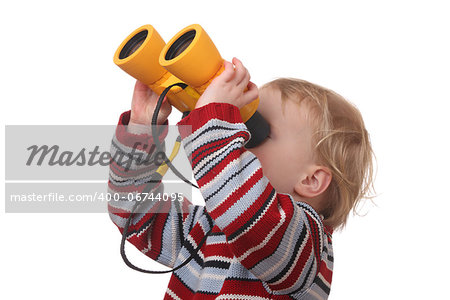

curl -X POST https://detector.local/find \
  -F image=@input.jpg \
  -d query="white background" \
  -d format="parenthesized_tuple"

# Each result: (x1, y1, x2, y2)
(1, 0, 449, 299)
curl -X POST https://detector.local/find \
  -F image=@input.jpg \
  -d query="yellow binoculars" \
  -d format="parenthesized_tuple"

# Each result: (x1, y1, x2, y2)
(113, 24, 269, 148)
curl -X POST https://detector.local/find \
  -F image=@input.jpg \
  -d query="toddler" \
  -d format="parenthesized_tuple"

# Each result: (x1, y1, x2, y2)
(108, 57, 374, 299)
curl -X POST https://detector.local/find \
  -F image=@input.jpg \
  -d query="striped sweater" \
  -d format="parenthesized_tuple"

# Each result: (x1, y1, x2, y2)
(108, 103, 334, 299)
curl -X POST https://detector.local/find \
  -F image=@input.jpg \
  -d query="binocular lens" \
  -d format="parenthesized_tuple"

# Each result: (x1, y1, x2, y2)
(165, 30, 195, 60)
(119, 30, 148, 59)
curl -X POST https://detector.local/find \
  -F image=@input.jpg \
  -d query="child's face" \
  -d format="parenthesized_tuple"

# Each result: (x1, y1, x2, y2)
(246, 87, 316, 196)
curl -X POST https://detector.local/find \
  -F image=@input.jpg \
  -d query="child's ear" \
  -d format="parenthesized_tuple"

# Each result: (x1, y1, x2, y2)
(294, 166, 332, 199)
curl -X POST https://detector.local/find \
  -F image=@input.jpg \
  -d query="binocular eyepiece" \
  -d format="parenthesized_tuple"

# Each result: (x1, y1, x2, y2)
(113, 24, 270, 148)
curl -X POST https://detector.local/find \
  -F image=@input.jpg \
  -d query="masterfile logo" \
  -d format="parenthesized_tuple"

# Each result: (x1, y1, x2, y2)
(4, 125, 193, 213)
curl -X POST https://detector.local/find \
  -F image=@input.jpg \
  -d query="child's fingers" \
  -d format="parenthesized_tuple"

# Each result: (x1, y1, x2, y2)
(133, 80, 149, 97)
(132, 81, 150, 103)
(238, 69, 251, 90)
(242, 81, 259, 104)
(232, 57, 248, 86)
(134, 80, 148, 92)
(219, 60, 235, 82)
(133, 80, 159, 103)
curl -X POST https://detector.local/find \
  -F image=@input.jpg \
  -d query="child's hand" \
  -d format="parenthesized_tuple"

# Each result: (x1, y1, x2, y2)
(195, 57, 259, 110)
(129, 80, 172, 126)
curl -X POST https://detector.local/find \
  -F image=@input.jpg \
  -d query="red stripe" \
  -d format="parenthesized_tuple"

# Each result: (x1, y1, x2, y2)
(319, 259, 333, 284)
(165, 275, 194, 299)
(203, 243, 234, 259)
(238, 209, 291, 268)
(227, 193, 293, 262)
(219, 279, 271, 296)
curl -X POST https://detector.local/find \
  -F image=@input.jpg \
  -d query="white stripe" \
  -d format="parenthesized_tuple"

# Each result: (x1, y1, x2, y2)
(166, 288, 182, 300)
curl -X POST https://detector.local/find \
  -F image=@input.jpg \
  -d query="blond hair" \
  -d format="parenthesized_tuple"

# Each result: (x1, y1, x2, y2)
(262, 78, 376, 230)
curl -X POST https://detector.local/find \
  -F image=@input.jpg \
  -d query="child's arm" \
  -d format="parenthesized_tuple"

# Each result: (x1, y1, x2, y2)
(177, 59, 326, 295)
(107, 81, 206, 268)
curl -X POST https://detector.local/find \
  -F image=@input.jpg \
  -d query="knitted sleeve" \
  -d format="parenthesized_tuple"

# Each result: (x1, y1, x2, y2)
(107, 110, 204, 268)
(177, 103, 325, 295)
